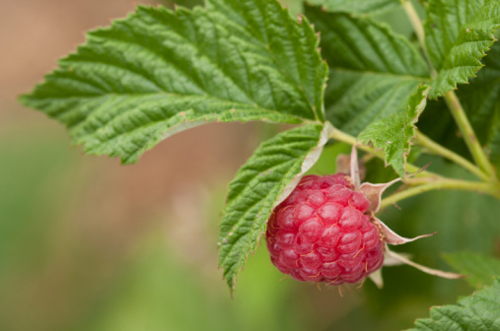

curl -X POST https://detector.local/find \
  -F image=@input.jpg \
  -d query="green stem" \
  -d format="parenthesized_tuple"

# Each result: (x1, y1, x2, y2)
(329, 127, 500, 208)
(401, 0, 497, 180)
(443, 91, 497, 179)
(400, 0, 437, 77)
(380, 178, 500, 209)
(416, 131, 490, 181)
(329, 128, 434, 178)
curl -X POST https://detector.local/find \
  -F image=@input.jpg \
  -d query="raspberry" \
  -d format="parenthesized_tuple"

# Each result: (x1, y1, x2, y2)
(266, 174, 384, 285)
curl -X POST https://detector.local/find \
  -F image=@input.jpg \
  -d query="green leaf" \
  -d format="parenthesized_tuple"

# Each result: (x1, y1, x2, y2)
(458, 41, 500, 168)
(357, 85, 430, 176)
(417, 42, 500, 171)
(305, 5, 430, 136)
(218, 123, 330, 292)
(425, 0, 500, 98)
(20, 1, 328, 164)
(444, 252, 500, 289)
(306, 0, 399, 15)
(409, 279, 500, 331)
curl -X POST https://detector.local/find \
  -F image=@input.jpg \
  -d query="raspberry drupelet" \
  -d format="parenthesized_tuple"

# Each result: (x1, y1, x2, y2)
(266, 173, 384, 285)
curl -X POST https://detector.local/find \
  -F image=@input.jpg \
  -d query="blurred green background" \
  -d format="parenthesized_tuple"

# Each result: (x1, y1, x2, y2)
(2, 0, 500, 330)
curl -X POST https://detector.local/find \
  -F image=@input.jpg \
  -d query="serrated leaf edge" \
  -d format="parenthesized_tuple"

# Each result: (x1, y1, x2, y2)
(218, 123, 330, 293)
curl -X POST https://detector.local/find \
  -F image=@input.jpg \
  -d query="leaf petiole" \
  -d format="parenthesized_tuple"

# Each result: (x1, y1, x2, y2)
(442, 91, 497, 180)
(415, 131, 490, 181)
(329, 127, 500, 206)
(380, 178, 500, 210)
(400, 0, 497, 181)
(400, 0, 437, 77)
(329, 127, 434, 178)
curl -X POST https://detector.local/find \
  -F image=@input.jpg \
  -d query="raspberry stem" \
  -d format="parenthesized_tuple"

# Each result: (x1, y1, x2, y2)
(380, 178, 500, 210)
(400, 0, 437, 78)
(329, 127, 500, 206)
(328, 127, 436, 177)
(442, 91, 497, 180)
(415, 131, 490, 181)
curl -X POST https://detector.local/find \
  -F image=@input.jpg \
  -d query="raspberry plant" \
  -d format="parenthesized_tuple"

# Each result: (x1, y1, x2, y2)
(20, 0, 500, 328)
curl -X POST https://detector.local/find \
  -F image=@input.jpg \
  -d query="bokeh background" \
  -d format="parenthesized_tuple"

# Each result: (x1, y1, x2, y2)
(2, 1, 500, 330)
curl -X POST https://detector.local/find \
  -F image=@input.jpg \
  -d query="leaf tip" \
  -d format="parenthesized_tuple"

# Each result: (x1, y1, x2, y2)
(17, 93, 31, 107)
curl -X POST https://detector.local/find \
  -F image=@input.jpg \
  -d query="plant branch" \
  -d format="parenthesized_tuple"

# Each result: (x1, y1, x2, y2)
(442, 91, 497, 179)
(400, 0, 437, 77)
(415, 131, 490, 181)
(380, 178, 500, 210)
(329, 128, 434, 178)
(401, 0, 497, 180)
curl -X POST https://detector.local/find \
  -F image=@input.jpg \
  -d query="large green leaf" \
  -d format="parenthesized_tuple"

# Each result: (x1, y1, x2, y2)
(425, 0, 500, 98)
(358, 85, 430, 176)
(305, 5, 431, 136)
(444, 252, 500, 289)
(306, 0, 399, 15)
(20, 0, 328, 164)
(218, 124, 329, 292)
(410, 279, 500, 331)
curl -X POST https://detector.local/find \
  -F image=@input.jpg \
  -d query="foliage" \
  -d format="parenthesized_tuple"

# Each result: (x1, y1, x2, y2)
(218, 124, 328, 290)
(410, 280, 500, 331)
(19, 0, 500, 328)
(306, 0, 399, 15)
(20, 1, 327, 164)
(425, 0, 500, 98)
(304, 4, 430, 136)
(358, 85, 429, 176)
(445, 252, 500, 289)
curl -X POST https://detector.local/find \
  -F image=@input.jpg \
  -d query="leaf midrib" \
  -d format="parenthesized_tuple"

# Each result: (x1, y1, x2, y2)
(209, 1, 323, 121)
(39, 87, 306, 135)
(330, 67, 432, 82)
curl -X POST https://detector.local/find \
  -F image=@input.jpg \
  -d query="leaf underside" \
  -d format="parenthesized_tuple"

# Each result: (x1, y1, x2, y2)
(409, 280, 500, 331)
(218, 124, 326, 292)
(357, 85, 430, 177)
(20, 0, 328, 163)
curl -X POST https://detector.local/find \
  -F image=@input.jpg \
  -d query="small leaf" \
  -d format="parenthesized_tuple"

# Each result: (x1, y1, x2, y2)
(306, 0, 399, 15)
(409, 279, 500, 331)
(20, 0, 328, 164)
(425, 0, 500, 98)
(417, 42, 500, 172)
(305, 5, 430, 136)
(218, 123, 329, 292)
(444, 252, 500, 289)
(357, 85, 430, 176)
(458, 42, 500, 169)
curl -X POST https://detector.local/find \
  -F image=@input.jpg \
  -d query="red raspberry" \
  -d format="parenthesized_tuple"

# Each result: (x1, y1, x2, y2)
(266, 174, 384, 285)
